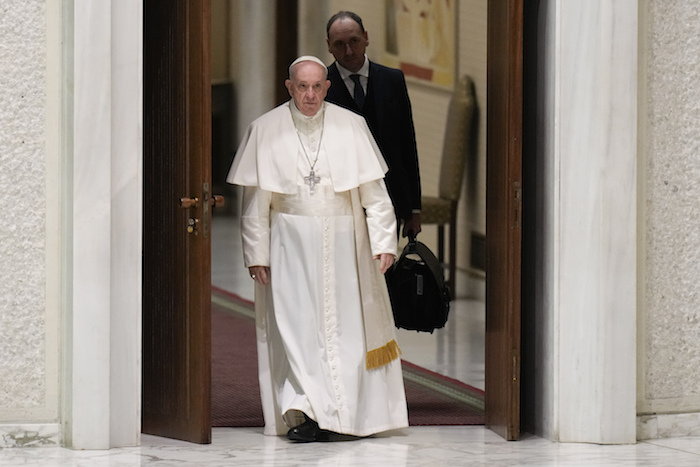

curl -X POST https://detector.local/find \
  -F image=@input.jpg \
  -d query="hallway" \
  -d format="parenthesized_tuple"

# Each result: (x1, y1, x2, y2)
(211, 211, 486, 390)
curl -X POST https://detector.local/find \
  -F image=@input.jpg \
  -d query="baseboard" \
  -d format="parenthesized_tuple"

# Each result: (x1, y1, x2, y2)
(0, 423, 61, 448)
(638, 412, 700, 440)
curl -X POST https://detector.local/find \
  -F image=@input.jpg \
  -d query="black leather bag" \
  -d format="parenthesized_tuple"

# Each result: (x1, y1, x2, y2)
(386, 237, 451, 332)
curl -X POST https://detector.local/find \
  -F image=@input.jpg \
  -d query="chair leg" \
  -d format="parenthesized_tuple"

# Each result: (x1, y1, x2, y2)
(448, 220, 457, 300)
(437, 225, 445, 265)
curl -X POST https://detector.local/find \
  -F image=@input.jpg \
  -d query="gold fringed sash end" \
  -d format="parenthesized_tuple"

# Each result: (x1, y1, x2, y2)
(365, 339, 402, 370)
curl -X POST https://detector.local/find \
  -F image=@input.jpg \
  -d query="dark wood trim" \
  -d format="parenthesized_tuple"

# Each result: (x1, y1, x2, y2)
(485, 0, 524, 441)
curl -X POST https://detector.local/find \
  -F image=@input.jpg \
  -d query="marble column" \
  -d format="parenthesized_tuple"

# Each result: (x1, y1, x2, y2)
(66, 0, 143, 449)
(298, 0, 332, 62)
(534, 0, 638, 443)
(233, 0, 277, 140)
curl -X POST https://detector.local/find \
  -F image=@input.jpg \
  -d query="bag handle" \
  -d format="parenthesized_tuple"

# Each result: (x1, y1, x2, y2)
(397, 235, 450, 298)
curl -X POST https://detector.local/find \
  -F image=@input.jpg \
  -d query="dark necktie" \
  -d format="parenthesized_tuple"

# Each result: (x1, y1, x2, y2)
(350, 74, 365, 108)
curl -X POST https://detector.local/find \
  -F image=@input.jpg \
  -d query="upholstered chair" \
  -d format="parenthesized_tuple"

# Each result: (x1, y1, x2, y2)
(421, 75, 477, 298)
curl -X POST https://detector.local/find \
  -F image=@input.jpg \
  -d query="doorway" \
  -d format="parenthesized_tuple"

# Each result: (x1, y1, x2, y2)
(143, 0, 525, 443)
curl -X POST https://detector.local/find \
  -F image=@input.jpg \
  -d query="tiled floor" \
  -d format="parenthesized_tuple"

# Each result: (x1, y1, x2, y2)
(6, 213, 697, 465)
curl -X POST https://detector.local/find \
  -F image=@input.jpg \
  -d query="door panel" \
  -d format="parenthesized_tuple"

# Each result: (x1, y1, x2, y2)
(142, 0, 212, 444)
(485, 0, 523, 441)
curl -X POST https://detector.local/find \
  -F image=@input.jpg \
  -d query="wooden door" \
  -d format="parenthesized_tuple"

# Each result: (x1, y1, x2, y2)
(485, 0, 524, 441)
(142, 0, 213, 444)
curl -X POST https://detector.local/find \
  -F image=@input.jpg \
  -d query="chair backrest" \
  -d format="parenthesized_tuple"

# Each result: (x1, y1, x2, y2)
(438, 75, 477, 201)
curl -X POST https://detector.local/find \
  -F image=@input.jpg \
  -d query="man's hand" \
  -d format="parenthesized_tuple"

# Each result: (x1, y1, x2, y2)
(249, 265, 271, 285)
(402, 213, 422, 238)
(374, 253, 396, 274)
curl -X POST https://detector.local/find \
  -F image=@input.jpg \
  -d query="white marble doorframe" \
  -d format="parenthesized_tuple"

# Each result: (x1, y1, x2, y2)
(535, 0, 638, 443)
(63, 0, 143, 450)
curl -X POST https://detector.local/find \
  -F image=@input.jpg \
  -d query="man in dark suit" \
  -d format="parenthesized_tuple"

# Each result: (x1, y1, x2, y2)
(325, 11, 422, 238)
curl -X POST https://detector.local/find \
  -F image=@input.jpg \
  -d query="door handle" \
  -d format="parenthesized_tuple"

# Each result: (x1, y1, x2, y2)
(211, 195, 225, 208)
(179, 197, 199, 209)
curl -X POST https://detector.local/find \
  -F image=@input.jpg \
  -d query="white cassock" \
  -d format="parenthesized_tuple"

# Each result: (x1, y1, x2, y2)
(227, 101, 409, 437)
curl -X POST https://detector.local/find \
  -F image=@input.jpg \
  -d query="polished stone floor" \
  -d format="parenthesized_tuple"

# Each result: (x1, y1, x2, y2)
(2, 428, 700, 466)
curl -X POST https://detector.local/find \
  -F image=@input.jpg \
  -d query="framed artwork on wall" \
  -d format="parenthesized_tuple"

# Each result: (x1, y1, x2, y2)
(384, 0, 456, 88)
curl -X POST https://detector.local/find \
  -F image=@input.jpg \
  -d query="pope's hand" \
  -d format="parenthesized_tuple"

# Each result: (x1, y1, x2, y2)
(374, 253, 396, 274)
(249, 265, 271, 285)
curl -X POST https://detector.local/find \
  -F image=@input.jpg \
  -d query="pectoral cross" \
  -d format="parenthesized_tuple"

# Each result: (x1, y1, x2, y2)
(304, 170, 321, 194)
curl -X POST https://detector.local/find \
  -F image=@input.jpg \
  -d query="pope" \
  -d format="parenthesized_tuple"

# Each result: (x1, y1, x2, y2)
(227, 55, 408, 442)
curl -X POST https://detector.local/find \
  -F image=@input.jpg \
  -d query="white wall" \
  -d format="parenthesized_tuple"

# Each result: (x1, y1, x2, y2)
(0, 0, 61, 447)
(637, 0, 700, 439)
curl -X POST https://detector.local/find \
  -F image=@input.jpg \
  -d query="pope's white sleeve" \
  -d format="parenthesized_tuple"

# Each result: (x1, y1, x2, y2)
(359, 178, 397, 257)
(240, 186, 272, 267)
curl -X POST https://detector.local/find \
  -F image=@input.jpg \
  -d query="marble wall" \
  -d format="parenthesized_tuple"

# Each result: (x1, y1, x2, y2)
(638, 0, 700, 419)
(0, 0, 60, 429)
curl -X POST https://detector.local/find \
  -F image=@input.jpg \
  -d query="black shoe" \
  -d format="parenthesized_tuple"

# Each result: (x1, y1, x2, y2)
(287, 418, 326, 442)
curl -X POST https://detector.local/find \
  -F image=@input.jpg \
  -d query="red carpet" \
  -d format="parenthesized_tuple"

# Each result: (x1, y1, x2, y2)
(211, 286, 484, 427)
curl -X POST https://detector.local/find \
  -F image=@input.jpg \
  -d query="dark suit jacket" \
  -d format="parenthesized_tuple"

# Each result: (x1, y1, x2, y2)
(326, 61, 421, 221)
